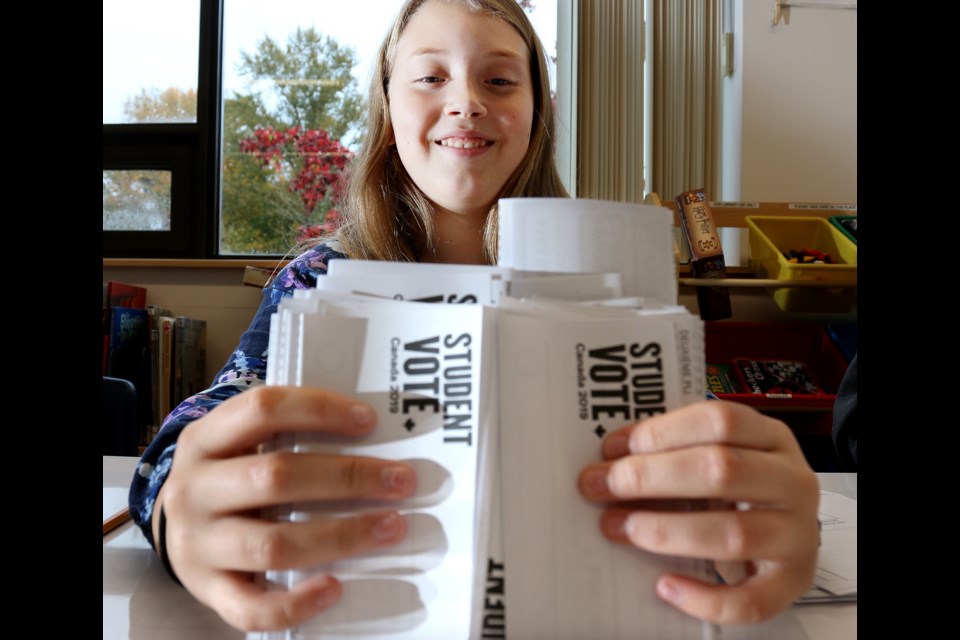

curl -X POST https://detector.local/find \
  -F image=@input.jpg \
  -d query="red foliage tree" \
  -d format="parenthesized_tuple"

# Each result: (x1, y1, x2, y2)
(238, 126, 353, 241)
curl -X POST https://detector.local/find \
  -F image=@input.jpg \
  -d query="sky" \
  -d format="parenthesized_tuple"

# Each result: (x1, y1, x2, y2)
(103, 0, 558, 130)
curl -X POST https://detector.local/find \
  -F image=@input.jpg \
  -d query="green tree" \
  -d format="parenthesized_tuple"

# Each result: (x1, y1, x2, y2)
(221, 28, 364, 254)
(102, 169, 172, 231)
(124, 87, 197, 123)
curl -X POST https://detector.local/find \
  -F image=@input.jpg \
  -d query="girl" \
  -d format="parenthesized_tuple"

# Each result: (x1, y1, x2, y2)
(130, 0, 818, 632)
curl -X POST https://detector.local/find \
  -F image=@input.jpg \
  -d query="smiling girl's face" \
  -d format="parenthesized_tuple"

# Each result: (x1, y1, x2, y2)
(388, 0, 534, 222)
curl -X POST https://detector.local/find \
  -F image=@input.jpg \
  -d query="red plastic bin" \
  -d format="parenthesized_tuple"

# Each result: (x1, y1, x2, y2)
(704, 322, 848, 411)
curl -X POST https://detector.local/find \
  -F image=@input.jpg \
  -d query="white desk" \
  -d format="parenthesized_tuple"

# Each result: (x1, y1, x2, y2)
(103, 456, 243, 639)
(104, 457, 855, 639)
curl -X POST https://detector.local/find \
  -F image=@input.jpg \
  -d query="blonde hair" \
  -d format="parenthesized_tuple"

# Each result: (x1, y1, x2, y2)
(335, 0, 568, 264)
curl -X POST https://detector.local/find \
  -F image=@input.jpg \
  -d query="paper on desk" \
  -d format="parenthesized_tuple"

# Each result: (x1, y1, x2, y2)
(813, 490, 857, 596)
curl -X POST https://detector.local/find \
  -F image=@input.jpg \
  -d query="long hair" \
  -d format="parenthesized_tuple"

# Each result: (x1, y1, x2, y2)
(335, 0, 568, 264)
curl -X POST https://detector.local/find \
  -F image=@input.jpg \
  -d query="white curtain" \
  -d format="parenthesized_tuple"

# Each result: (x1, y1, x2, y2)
(650, 0, 722, 202)
(576, 0, 645, 202)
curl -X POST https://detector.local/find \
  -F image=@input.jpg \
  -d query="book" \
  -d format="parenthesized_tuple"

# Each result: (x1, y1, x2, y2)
(157, 316, 176, 436)
(706, 363, 741, 395)
(734, 358, 824, 397)
(146, 306, 174, 443)
(174, 317, 208, 406)
(103, 281, 147, 375)
(675, 189, 732, 321)
(102, 304, 110, 375)
(105, 281, 147, 309)
(243, 265, 277, 288)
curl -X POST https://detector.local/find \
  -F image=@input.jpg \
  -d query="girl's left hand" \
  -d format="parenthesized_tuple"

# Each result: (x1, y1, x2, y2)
(577, 400, 820, 625)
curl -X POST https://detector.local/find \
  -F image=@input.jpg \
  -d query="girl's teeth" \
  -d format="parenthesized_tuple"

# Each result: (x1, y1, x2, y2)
(441, 138, 490, 149)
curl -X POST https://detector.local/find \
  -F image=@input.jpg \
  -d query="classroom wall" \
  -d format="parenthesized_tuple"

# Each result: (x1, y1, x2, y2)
(728, 1, 857, 202)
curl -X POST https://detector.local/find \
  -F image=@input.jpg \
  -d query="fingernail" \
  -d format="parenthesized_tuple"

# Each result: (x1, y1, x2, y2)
(601, 510, 629, 538)
(581, 468, 610, 497)
(372, 513, 404, 542)
(381, 466, 414, 493)
(316, 577, 340, 608)
(603, 433, 630, 458)
(657, 579, 683, 605)
(623, 513, 641, 539)
(351, 404, 374, 427)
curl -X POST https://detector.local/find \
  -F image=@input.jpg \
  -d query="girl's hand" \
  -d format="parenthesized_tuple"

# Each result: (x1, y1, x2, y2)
(152, 386, 416, 632)
(577, 400, 819, 625)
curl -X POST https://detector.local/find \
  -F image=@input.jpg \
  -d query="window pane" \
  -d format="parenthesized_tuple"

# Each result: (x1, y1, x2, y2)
(103, 170, 172, 231)
(219, 0, 557, 255)
(102, 0, 200, 124)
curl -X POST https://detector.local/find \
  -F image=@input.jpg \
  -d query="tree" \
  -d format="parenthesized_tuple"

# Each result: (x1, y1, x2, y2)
(102, 169, 172, 231)
(220, 28, 364, 254)
(236, 27, 363, 141)
(124, 87, 197, 123)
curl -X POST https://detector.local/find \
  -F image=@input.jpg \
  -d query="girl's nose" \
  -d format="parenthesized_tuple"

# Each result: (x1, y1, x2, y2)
(445, 80, 487, 118)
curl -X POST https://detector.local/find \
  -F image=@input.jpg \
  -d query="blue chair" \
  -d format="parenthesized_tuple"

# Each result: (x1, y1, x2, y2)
(103, 376, 138, 456)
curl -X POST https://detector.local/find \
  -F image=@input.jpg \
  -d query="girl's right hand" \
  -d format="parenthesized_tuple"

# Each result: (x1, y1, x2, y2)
(151, 386, 417, 632)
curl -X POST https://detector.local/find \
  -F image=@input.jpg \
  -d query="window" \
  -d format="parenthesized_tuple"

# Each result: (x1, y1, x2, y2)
(102, 0, 215, 257)
(103, 0, 200, 125)
(102, 170, 173, 231)
(103, 0, 559, 258)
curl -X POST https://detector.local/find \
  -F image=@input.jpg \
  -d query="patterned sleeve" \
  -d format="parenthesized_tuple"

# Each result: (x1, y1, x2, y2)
(128, 242, 346, 547)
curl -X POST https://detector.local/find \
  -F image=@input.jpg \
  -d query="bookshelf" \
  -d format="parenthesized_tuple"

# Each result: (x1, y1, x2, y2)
(669, 201, 857, 471)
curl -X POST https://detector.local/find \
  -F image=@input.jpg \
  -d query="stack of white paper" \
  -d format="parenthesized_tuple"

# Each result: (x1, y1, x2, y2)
(256, 198, 716, 639)
(799, 490, 857, 604)
(495, 298, 711, 640)
(498, 197, 678, 305)
(261, 284, 498, 640)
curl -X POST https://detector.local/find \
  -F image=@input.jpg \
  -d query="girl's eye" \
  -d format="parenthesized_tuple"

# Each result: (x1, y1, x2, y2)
(489, 78, 512, 86)
(418, 76, 443, 84)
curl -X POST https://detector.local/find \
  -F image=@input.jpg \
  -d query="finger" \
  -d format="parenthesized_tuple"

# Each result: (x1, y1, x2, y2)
(580, 445, 819, 505)
(598, 507, 818, 562)
(204, 573, 344, 632)
(655, 565, 812, 625)
(602, 401, 802, 460)
(178, 386, 377, 461)
(601, 423, 643, 460)
(196, 511, 408, 572)
(192, 452, 416, 513)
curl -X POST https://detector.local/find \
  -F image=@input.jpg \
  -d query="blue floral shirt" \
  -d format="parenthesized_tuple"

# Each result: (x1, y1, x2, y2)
(129, 242, 348, 546)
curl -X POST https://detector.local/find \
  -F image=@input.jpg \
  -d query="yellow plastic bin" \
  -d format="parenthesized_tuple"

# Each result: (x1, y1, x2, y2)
(746, 216, 857, 312)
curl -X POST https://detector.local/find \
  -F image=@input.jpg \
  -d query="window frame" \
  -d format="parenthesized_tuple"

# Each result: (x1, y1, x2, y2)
(102, 0, 222, 258)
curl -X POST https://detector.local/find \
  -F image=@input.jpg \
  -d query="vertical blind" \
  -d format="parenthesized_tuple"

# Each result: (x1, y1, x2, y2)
(577, 0, 645, 203)
(650, 0, 722, 201)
